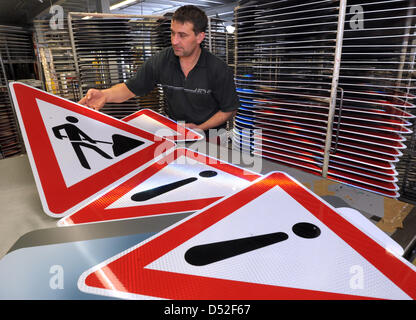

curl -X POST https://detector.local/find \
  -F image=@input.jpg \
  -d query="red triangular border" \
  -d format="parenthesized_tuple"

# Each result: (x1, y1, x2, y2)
(122, 109, 204, 142)
(80, 172, 416, 299)
(10, 82, 175, 216)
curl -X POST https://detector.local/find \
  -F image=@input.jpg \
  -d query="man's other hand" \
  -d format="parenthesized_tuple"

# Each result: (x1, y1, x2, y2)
(78, 89, 107, 111)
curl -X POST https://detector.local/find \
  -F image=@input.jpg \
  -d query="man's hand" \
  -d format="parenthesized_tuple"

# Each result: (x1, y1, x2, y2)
(78, 83, 135, 111)
(185, 110, 236, 131)
(78, 89, 107, 111)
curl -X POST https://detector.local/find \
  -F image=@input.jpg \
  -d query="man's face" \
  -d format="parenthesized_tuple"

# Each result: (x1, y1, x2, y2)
(171, 20, 205, 57)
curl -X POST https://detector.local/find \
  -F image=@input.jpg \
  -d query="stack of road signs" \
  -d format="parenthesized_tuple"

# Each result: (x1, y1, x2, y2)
(338, 0, 416, 199)
(78, 171, 416, 300)
(8, 82, 416, 300)
(232, 0, 416, 198)
(231, 3, 260, 158)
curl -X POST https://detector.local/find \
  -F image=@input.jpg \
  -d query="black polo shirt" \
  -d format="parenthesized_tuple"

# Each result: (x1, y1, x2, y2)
(125, 46, 240, 129)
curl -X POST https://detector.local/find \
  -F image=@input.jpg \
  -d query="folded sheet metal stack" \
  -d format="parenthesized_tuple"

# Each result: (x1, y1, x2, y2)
(34, 20, 80, 102)
(232, 2, 262, 153)
(336, 0, 416, 198)
(232, 0, 416, 198)
(233, 0, 340, 184)
(397, 121, 416, 202)
(69, 14, 168, 119)
(0, 25, 35, 158)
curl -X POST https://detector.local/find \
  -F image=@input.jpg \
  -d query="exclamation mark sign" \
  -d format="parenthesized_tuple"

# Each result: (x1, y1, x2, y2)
(131, 170, 218, 201)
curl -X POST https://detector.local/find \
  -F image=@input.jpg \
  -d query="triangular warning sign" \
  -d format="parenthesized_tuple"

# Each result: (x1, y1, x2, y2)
(9, 82, 175, 217)
(122, 109, 204, 142)
(58, 148, 261, 226)
(78, 172, 416, 300)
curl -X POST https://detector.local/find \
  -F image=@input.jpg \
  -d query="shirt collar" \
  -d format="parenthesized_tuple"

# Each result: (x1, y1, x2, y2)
(169, 46, 207, 68)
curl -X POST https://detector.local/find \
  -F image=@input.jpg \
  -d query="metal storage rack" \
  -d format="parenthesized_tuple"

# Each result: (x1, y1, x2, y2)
(0, 25, 37, 159)
(34, 19, 80, 101)
(67, 12, 167, 119)
(232, 0, 416, 199)
(0, 53, 15, 159)
(208, 17, 228, 64)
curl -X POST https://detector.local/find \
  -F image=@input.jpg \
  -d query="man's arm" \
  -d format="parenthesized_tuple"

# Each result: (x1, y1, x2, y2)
(52, 124, 65, 139)
(77, 129, 97, 144)
(78, 83, 135, 111)
(186, 110, 237, 131)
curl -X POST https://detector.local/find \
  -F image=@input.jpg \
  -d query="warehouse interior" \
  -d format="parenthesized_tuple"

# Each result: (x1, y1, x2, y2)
(0, 0, 415, 300)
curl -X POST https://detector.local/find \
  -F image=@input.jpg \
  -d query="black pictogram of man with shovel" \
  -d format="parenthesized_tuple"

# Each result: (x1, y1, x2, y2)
(52, 116, 145, 170)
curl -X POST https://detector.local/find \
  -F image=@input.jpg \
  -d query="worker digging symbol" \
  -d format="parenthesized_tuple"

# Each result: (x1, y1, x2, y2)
(52, 116, 145, 169)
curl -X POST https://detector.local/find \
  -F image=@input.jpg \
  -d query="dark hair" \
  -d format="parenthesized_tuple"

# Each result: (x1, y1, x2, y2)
(172, 5, 208, 34)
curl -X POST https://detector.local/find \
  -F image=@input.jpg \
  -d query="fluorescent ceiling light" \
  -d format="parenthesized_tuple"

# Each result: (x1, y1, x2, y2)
(226, 25, 235, 34)
(110, 0, 138, 11)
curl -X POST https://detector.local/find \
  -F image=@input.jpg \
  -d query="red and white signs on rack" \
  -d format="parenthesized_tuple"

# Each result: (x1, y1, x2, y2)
(122, 109, 204, 142)
(9, 82, 175, 217)
(78, 172, 416, 300)
(58, 148, 260, 226)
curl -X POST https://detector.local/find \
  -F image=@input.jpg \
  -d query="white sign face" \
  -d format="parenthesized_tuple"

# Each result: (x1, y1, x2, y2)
(125, 113, 179, 138)
(37, 99, 153, 187)
(107, 155, 249, 209)
(78, 172, 416, 300)
(146, 184, 407, 299)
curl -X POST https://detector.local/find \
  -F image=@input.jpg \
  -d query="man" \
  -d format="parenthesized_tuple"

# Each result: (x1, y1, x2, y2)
(78, 5, 240, 140)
